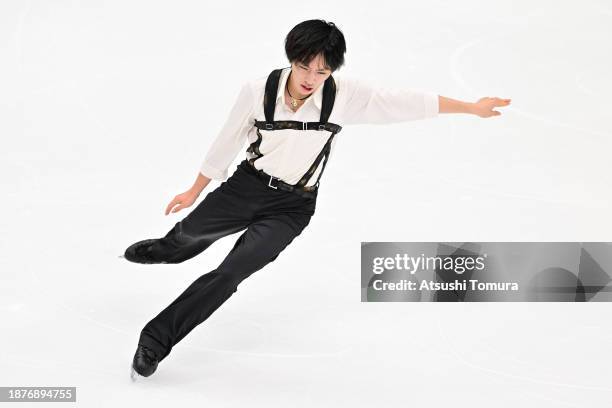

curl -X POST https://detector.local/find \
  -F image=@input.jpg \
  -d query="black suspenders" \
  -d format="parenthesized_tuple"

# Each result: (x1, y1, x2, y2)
(246, 68, 343, 193)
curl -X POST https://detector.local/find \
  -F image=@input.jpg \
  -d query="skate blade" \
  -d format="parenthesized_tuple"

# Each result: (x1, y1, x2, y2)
(130, 364, 141, 382)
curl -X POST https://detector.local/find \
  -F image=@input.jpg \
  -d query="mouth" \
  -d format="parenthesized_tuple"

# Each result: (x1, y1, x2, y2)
(301, 84, 313, 92)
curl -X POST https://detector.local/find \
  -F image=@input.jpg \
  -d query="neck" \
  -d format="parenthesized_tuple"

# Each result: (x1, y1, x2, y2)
(287, 73, 308, 100)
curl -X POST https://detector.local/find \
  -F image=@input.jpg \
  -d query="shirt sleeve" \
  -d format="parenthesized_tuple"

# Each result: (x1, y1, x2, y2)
(199, 82, 256, 181)
(339, 77, 439, 125)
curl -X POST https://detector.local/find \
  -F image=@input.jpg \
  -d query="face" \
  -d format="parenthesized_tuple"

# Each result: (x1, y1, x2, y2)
(289, 53, 332, 97)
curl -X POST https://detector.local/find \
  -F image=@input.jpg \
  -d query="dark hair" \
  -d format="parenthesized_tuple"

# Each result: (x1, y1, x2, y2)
(284, 19, 346, 72)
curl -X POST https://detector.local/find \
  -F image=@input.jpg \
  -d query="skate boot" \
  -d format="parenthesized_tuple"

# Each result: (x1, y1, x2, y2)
(123, 239, 165, 264)
(131, 344, 159, 380)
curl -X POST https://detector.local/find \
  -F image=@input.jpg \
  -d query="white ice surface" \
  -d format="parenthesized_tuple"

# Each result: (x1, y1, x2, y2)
(1, 0, 612, 406)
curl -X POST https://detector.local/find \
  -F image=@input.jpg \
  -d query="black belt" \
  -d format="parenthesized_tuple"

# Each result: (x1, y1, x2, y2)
(247, 161, 318, 199)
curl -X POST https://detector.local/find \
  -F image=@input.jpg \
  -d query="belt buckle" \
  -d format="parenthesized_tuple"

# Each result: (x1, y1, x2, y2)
(268, 175, 279, 189)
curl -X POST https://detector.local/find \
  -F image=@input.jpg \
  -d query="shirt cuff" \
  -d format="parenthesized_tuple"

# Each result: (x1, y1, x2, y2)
(423, 93, 439, 119)
(200, 161, 228, 181)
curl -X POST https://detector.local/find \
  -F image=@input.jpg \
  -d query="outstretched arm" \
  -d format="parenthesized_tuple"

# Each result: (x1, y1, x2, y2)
(339, 77, 511, 124)
(439, 95, 511, 118)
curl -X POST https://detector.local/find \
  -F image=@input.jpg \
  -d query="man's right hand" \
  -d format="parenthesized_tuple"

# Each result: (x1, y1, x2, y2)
(165, 190, 199, 215)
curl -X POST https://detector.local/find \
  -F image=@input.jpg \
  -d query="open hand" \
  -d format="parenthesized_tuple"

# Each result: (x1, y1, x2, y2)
(472, 97, 511, 118)
(165, 190, 198, 215)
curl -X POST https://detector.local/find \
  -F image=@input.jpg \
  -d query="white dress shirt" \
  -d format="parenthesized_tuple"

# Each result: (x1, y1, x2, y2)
(200, 67, 439, 186)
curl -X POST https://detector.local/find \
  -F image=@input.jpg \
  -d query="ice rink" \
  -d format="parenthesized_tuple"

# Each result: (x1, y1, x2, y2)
(2, 0, 611, 406)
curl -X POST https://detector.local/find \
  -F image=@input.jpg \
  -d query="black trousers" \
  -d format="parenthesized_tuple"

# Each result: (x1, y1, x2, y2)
(136, 160, 317, 361)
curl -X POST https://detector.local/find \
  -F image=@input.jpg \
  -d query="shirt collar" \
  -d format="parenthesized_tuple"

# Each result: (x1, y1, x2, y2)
(276, 67, 323, 110)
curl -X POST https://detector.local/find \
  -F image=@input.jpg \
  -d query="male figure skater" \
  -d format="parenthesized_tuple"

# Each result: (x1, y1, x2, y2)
(124, 19, 511, 379)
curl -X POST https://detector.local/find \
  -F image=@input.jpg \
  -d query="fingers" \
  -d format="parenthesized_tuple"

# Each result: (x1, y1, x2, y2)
(165, 197, 180, 215)
(499, 98, 511, 105)
(166, 203, 184, 215)
(165, 205, 182, 215)
(493, 97, 511, 106)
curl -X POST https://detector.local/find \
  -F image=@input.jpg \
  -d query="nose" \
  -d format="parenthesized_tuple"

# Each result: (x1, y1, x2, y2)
(306, 72, 316, 85)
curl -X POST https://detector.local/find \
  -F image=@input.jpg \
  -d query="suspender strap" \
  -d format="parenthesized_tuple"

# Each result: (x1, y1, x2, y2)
(263, 68, 337, 126)
(245, 128, 264, 165)
(310, 137, 335, 188)
(246, 67, 340, 192)
(263, 68, 283, 123)
(254, 120, 342, 133)
(319, 74, 336, 123)
(292, 74, 338, 188)
(294, 132, 337, 188)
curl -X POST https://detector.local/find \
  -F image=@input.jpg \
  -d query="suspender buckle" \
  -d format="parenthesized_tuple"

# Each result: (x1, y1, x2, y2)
(318, 124, 326, 131)
(268, 175, 279, 189)
(302, 122, 307, 131)
(265, 123, 273, 130)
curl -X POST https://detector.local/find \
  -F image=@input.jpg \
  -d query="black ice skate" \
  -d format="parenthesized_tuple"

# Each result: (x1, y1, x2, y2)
(131, 344, 159, 380)
(123, 239, 165, 264)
